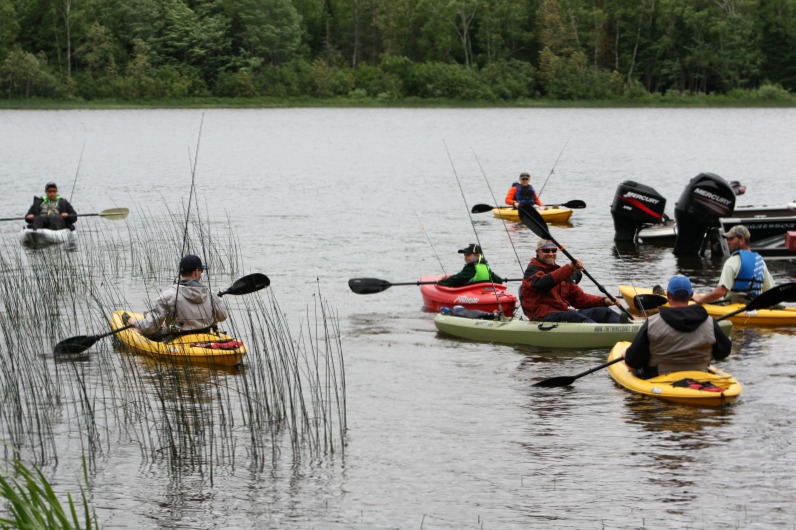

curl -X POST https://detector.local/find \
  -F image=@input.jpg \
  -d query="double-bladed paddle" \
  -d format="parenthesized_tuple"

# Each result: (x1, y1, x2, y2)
(348, 277, 522, 295)
(518, 204, 635, 321)
(470, 200, 586, 214)
(1, 207, 130, 222)
(53, 272, 270, 355)
(532, 282, 796, 388)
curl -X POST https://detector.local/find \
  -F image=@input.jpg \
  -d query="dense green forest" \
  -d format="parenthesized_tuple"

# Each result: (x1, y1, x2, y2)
(1, 0, 796, 102)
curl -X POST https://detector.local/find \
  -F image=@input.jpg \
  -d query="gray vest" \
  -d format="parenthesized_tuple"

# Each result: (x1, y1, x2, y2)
(647, 314, 716, 374)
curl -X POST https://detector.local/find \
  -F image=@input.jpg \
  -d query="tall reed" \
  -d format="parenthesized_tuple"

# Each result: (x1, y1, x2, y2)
(0, 206, 347, 492)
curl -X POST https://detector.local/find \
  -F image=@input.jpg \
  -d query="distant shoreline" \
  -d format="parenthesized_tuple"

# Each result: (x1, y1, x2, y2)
(2, 96, 796, 110)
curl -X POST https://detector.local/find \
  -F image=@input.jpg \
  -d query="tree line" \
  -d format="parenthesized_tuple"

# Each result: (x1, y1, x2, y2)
(1, 0, 795, 102)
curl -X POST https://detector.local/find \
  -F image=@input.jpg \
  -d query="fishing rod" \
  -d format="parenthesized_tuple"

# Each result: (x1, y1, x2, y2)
(412, 208, 447, 275)
(69, 140, 86, 202)
(471, 148, 525, 276)
(613, 244, 648, 319)
(171, 113, 212, 326)
(537, 136, 571, 197)
(442, 140, 511, 316)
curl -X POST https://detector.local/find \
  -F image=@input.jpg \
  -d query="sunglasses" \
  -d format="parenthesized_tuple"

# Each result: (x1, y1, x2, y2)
(539, 247, 557, 254)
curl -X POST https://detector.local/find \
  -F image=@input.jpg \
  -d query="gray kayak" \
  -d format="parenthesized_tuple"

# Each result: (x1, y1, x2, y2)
(19, 226, 75, 248)
(434, 314, 733, 349)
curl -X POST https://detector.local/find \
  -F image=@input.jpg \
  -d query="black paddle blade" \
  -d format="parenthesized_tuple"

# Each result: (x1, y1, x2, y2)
(533, 357, 625, 389)
(348, 278, 391, 294)
(471, 204, 499, 214)
(561, 200, 586, 209)
(219, 273, 270, 296)
(54, 335, 99, 356)
(633, 294, 668, 311)
(533, 376, 575, 388)
(518, 205, 552, 239)
(746, 282, 796, 310)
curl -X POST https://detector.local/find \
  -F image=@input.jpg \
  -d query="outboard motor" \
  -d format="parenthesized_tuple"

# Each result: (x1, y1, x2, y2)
(611, 181, 667, 242)
(673, 172, 736, 257)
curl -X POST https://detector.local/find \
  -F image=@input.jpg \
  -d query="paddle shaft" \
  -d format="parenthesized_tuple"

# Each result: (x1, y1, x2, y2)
(574, 357, 625, 379)
(471, 200, 585, 214)
(519, 205, 633, 320)
(1, 208, 128, 222)
(550, 237, 633, 319)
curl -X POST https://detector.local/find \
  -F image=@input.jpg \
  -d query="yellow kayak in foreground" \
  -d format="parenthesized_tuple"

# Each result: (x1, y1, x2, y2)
(492, 206, 572, 224)
(618, 285, 796, 326)
(608, 342, 742, 407)
(110, 310, 246, 368)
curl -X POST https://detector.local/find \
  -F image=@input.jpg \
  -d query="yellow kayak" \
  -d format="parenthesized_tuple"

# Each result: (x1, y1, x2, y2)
(492, 206, 573, 224)
(618, 285, 796, 326)
(110, 310, 247, 368)
(608, 342, 742, 407)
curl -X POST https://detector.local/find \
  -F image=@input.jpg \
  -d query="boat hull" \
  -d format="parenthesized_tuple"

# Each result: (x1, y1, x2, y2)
(19, 226, 75, 248)
(618, 284, 796, 326)
(492, 207, 572, 224)
(436, 314, 642, 348)
(110, 310, 246, 367)
(420, 275, 517, 313)
(608, 342, 742, 407)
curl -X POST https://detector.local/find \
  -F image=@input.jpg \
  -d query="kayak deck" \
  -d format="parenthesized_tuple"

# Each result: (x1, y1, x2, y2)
(419, 275, 517, 314)
(492, 206, 572, 224)
(436, 314, 642, 349)
(608, 342, 742, 407)
(434, 313, 732, 349)
(618, 284, 796, 326)
(19, 226, 75, 248)
(110, 310, 246, 367)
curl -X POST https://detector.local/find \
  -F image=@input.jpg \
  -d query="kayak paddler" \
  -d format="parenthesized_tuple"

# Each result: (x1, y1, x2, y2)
(436, 243, 505, 288)
(25, 182, 77, 230)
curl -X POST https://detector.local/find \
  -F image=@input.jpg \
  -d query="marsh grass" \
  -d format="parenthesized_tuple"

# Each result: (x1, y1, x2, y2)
(0, 455, 97, 529)
(0, 206, 346, 494)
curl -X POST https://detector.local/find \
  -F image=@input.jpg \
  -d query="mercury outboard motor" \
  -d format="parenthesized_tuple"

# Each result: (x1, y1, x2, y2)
(611, 181, 667, 242)
(673, 172, 736, 256)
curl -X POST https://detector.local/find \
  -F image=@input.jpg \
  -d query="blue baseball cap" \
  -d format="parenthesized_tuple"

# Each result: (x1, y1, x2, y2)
(667, 275, 693, 298)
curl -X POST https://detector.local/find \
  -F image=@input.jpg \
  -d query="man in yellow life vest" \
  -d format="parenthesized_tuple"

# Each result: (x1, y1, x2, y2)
(437, 243, 505, 287)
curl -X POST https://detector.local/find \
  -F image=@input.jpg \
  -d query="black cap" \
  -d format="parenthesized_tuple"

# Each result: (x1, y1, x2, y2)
(179, 255, 205, 274)
(458, 243, 482, 254)
(45, 182, 58, 190)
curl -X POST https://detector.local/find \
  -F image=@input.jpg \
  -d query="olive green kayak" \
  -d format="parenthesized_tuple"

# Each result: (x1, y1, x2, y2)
(433, 314, 733, 349)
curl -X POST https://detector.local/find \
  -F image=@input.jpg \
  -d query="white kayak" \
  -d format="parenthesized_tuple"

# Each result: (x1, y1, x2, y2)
(18, 226, 76, 248)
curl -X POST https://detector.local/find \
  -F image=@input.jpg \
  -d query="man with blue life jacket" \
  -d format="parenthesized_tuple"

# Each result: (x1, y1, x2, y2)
(625, 275, 731, 379)
(520, 238, 626, 323)
(505, 172, 544, 209)
(692, 225, 774, 304)
(25, 182, 77, 230)
(436, 243, 505, 287)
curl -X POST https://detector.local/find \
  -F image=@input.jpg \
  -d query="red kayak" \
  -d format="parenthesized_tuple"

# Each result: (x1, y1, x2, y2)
(419, 275, 517, 314)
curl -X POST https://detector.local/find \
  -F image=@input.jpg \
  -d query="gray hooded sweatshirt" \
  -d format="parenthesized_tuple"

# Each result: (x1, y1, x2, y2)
(135, 279, 227, 336)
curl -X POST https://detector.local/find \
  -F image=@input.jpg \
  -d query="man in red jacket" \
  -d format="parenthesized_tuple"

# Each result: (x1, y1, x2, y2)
(520, 239, 626, 323)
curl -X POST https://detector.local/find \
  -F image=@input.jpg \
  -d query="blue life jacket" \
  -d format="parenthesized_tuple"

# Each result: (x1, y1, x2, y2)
(730, 249, 765, 298)
(512, 183, 539, 205)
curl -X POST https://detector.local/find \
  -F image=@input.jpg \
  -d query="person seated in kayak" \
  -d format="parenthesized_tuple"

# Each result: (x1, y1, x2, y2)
(520, 238, 625, 323)
(25, 182, 77, 230)
(505, 172, 544, 209)
(691, 225, 774, 305)
(436, 243, 505, 288)
(126, 255, 228, 341)
(625, 275, 731, 379)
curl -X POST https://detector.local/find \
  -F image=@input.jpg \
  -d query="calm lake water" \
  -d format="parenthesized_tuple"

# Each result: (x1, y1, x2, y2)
(1, 108, 796, 528)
